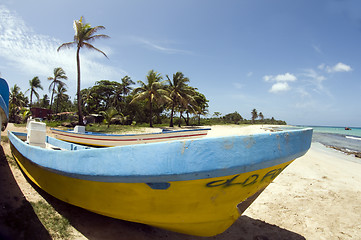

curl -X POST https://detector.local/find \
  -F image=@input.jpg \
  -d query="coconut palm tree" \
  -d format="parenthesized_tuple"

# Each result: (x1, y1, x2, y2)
(9, 84, 23, 107)
(121, 75, 135, 101)
(28, 77, 43, 107)
(251, 108, 258, 124)
(110, 81, 123, 111)
(166, 72, 194, 127)
(81, 88, 94, 115)
(55, 82, 68, 114)
(40, 94, 50, 109)
(213, 112, 221, 118)
(57, 16, 109, 125)
(9, 84, 28, 122)
(193, 91, 209, 125)
(48, 67, 67, 111)
(131, 70, 170, 127)
(259, 112, 264, 122)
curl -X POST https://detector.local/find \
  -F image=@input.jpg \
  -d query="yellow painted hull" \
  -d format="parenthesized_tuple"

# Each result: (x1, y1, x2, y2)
(11, 142, 292, 236)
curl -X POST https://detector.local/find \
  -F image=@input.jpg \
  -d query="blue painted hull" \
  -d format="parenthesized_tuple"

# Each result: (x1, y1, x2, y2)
(0, 78, 9, 132)
(9, 128, 312, 183)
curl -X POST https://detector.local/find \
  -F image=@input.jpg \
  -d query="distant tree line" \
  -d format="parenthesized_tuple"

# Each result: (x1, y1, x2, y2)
(206, 109, 286, 125)
(9, 75, 286, 127)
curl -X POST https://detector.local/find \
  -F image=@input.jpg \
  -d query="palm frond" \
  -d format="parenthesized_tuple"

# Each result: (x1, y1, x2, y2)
(83, 42, 108, 58)
(57, 42, 76, 51)
(88, 26, 106, 36)
(130, 91, 149, 104)
(34, 91, 40, 100)
(87, 34, 110, 43)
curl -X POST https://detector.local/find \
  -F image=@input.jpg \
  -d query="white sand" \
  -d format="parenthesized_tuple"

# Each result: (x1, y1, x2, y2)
(2, 124, 361, 239)
(206, 124, 278, 137)
(245, 142, 361, 239)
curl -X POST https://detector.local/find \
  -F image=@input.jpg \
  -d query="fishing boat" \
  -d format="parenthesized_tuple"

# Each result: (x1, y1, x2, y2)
(51, 126, 211, 147)
(9, 121, 312, 236)
(0, 78, 9, 137)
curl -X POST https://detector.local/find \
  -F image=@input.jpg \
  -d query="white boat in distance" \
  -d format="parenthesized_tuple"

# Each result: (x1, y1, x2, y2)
(51, 126, 211, 147)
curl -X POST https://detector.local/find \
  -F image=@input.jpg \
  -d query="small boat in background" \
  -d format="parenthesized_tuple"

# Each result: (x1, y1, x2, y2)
(51, 126, 211, 147)
(9, 121, 313, 236)
(0, 78, 9, 137)
(345, 127, 351, 130)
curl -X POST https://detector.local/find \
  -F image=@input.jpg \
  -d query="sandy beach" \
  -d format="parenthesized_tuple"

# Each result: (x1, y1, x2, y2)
(1, 124, 361, 239)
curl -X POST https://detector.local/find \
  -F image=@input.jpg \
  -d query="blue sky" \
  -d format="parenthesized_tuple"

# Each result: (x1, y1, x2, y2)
(1, 0, 360, 127)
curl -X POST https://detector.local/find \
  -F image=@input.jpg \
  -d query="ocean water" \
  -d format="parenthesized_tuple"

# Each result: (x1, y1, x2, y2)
(299, 126, 361, 153)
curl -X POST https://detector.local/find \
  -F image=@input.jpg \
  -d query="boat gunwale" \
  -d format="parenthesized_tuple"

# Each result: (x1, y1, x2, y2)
(51, 127, 211, 137)
(9, 128, 313, 183)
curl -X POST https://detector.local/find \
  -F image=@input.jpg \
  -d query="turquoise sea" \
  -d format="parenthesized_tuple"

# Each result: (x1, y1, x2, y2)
(298, 126, 361, 153)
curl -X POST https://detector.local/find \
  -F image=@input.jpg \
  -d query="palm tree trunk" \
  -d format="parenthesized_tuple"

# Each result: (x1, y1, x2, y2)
(76, 47, 84, 125)
(56, 96, 59, 114)
(178, 111, 183, 127)
(181, 113, 189, 126)
(169, 103, 175, 127)
(50, 86, 55, 111)
(30, 91, 33, 108)
(149, 98, 153, 127)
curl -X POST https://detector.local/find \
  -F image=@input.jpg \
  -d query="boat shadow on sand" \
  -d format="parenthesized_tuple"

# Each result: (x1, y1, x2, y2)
(0, 145, 51, 240)
(10, 154, 306, 240)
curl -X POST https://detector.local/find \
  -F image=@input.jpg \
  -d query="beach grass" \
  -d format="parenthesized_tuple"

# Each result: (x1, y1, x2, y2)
(85, 124, 147, 133)
(30, 200, 71, 239)
(1, 135, 9, 143)
(6, 154, 18, 168)
(85, 123, 171, 133)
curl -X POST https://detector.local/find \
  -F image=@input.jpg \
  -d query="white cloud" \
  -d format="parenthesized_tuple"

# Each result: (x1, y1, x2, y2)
(263, 72, 297, 82)
(269, 82, 290, 93)
(0, 6, 124, 95)
(319, 62, 352, 73)
(327, 62, 352, 73)
(303, 69, 326, 83)
(296, 87, 311, 98)
(274, 73, 297, 82)
(302, 68, 331, 97)
(263, 75, 272, 82)
(264, 72, 296, 93)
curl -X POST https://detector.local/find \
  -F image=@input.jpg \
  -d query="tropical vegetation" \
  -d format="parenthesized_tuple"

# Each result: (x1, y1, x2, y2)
(7, 16, 286, 127)
(8, 69, 285, 127)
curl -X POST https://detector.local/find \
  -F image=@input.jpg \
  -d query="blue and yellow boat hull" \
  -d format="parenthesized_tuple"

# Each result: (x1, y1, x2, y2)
(9, 128, 312, 236)
(0, 78, 9, 134)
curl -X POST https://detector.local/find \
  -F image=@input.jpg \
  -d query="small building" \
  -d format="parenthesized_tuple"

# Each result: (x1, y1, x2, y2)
(53, 112, 76, 121)
(86, 114, 104, 124)
(30, 108, 52, 120)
